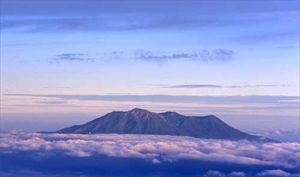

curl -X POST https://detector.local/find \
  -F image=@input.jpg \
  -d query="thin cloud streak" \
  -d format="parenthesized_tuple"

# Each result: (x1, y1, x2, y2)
(2, 1, 296, 33)
(167, 84, 291, 89)
(168, 84, 222, 88)
(5, 94, 299, 104)
(0, 16, 219, 32)
(2, 0, 297, 16)
(54, 53, 93, 62)
(135, 49, 235, 62)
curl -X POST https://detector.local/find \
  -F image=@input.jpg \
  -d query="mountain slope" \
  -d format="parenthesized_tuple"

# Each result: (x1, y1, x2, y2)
(58, 108, 262, 141)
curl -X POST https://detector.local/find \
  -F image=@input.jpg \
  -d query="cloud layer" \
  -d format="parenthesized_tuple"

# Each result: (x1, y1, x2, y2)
(1, 132, 299, 176)
(1, 133, 299, 171)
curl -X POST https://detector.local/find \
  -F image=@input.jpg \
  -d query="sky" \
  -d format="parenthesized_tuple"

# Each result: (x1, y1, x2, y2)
(0, 0, 299, 133)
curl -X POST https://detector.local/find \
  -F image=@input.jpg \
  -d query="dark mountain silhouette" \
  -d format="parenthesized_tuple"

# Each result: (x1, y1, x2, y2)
(58, 108, 266, 141)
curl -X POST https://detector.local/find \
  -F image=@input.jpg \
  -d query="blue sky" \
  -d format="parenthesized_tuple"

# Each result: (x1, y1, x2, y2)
(0, 0, 299, 132)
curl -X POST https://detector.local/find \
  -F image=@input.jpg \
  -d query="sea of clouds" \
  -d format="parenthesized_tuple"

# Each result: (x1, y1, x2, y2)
(0, 132, 299, 177)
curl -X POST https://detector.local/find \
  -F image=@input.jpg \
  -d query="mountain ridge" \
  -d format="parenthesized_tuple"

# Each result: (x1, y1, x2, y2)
(58, 108, 266, 141)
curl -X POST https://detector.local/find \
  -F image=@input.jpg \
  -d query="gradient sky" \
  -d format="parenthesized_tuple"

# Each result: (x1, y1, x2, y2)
(0, 0, 299, 132)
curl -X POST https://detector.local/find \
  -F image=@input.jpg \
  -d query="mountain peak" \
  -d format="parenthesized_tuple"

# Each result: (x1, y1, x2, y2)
(129, 108, 149, 113)
(58, 108, 265, 141)
(127, 108, 155, 117)
(159, 111, 184, 117)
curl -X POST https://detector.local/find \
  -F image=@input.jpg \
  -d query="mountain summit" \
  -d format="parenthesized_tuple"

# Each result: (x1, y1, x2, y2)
(58, 108, 262, 141)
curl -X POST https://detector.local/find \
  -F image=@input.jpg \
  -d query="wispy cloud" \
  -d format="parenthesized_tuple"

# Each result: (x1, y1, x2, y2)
(135, 49, 235, 62)
(5, 93, 299, 104)
(2, 0, 297, 16)
(167, 84, 291, 89)
(1, 0, 297, 34)
(168, 84, 222, 88)
(36, 100, 68, 105)
(0, 16, 218, 33)
(54, 53, 93, 62)
(226, 84, 290, 88)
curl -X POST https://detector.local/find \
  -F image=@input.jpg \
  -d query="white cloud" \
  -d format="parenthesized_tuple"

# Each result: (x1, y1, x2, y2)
(202, 170, 295, 177)
(204, 170, 226, 177)
(0, 132, 299, 171)
(257, 169, 291, 177)
(228, 171, 246, 177)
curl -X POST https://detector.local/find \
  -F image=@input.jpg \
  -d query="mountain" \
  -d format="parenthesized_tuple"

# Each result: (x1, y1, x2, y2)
(57, 108, 264, 141)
